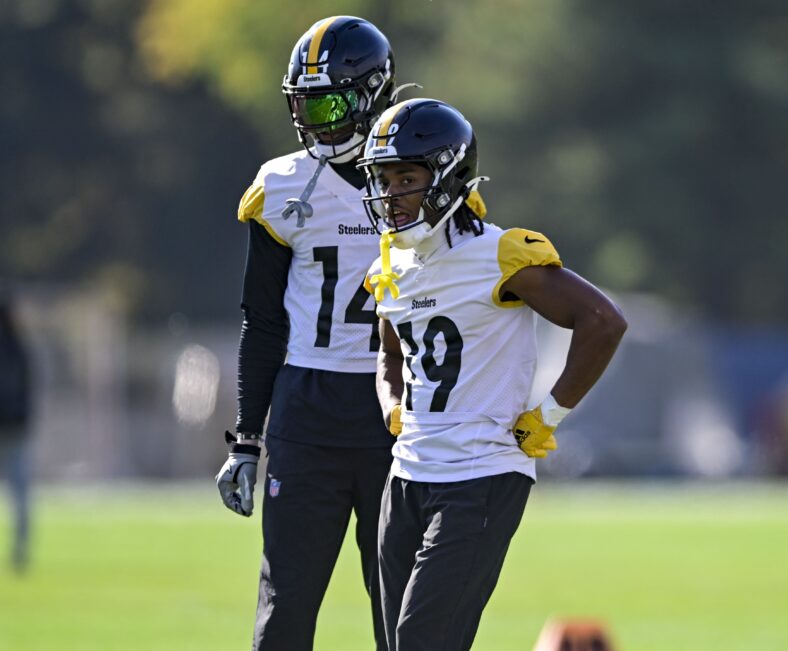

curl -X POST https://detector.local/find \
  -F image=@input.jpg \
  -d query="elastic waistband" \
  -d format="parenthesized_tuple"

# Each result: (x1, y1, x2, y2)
(400, 410, 513, 429)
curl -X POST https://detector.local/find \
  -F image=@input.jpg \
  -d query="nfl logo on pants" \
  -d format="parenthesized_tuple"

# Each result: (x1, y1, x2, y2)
(269, 478, 281, 497)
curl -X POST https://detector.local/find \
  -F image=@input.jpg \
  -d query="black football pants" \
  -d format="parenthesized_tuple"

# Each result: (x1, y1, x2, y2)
(252, 436, 392, 651)
(378, 472, 533, 651)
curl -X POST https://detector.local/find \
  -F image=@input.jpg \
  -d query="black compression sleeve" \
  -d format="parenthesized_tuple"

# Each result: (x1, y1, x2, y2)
(236, 221, 292, 433)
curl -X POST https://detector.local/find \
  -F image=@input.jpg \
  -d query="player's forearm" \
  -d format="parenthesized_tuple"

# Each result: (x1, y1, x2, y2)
(550, 305, 627, 408)
(235, 307, 288, 433)
(236, 221, 292, 433)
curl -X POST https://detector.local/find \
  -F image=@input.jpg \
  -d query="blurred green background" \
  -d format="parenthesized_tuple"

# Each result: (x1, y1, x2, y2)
(2, 1, 788, 649)
(3, 0, 787, 323)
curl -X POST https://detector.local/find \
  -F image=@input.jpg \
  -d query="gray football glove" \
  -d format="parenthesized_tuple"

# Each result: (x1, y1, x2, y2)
(216, 432, 261, 517)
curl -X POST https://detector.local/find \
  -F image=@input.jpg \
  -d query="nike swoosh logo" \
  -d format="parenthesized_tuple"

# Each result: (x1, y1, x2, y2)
(524, 236, 544, 244)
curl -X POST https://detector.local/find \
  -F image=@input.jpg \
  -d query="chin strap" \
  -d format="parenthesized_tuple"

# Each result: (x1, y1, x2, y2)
(369, 230, 401, 301)
(466, 186, 488, 218)
(281, 155, 328, 227)
(463, 176, 490, 218)
(466, 175, 490, 193)
(389, 82, 423, 103)
(312, 131, 366, 163)
(424, 174, 491, 239)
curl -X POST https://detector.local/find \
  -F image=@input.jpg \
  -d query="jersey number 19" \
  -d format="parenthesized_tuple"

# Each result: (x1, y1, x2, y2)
(397, 317, 463, 412)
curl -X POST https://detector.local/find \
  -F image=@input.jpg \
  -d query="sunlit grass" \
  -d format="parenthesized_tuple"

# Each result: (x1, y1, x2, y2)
(1, 482, 786, 650)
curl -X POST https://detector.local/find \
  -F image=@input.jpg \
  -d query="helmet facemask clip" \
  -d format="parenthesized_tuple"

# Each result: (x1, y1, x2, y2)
(281, 155, 329, 226)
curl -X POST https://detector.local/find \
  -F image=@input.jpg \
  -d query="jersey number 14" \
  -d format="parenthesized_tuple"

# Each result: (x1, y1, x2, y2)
(313, 246, 380, 352)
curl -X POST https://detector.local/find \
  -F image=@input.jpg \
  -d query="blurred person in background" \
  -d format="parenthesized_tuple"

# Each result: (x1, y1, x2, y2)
(360, 99, 627, 650)
(0, 290, 32, 574)
(215, 16, 405, 650)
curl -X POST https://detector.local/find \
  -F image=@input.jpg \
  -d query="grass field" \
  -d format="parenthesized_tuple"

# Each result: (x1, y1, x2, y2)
(1, 481, 787, 650)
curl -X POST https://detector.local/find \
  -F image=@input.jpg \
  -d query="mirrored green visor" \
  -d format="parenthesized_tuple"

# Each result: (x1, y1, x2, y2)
(291, 90, 360, 128)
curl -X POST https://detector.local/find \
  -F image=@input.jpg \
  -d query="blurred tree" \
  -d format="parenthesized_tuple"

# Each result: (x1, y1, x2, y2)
(403, 0, 788, 323)
(136, 0, 788, 324)
(0, 0, 261, 321)
(137, 0, 378, 156)
(2, 1, 785, 324)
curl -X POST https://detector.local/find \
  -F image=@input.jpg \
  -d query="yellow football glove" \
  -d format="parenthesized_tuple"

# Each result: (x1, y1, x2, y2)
(389, 404, 402, 436)
(512, 406, 558, 458)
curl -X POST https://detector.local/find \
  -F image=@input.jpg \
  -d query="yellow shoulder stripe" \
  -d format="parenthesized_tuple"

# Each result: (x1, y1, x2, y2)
(237, 183, 289, 248)
(492, 228, 562, 308)
(238, 183, 264, 223)
(466, 189, 486, 219)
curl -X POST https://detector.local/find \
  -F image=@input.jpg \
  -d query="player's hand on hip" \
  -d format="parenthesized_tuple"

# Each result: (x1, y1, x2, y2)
(215, 431, 261, 517)
(512, 406, 558, 458)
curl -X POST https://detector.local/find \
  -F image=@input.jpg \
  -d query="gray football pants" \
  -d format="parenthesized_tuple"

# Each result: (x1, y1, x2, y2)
(378, 472, 533, 651)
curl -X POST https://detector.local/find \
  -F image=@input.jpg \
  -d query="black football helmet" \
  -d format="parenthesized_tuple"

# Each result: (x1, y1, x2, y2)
(282, 16, 395, 162)
(357, 98, 486, 247)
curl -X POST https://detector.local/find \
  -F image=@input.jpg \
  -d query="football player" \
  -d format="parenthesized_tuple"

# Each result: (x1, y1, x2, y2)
(215, 17, 404, 650)
(360, 98, 628, 651)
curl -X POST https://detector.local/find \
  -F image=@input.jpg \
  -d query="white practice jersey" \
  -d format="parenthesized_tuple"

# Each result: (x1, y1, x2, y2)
(367, 224, 562, 482)
(238, 150, 381, 373)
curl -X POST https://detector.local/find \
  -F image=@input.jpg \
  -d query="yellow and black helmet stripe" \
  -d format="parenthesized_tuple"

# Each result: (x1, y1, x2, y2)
(306, 16, 340, 74)
(375, 101, 408, 147)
